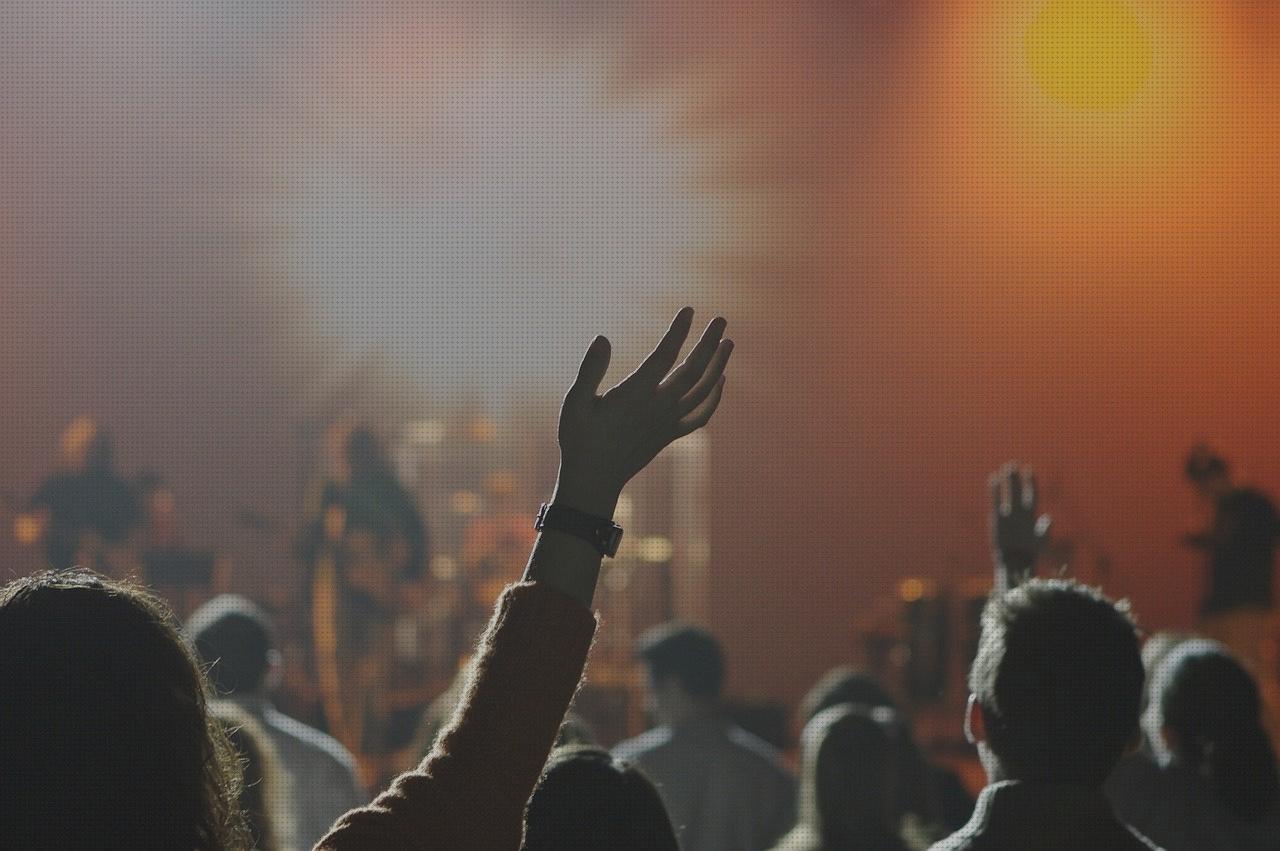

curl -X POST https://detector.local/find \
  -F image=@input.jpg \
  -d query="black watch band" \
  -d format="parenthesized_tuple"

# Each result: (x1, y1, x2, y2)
(534, 502, 624, 558)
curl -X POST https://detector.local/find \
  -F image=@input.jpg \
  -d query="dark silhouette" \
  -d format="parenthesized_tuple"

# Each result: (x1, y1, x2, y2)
(613, 622, 795, 851)
(0, 569, 247, 849)
(771, 703, 915, 851)
(1108, 640, 1280, 850)
(932, 462, 1157, 850)
(523, 746, 679, 850)
(1184, 445, 1280, 616)
(801, 667, 974, 835)
(24, 417, 141, 572)
(187, 593, 366, 850)
(931, 576, 1156, 850)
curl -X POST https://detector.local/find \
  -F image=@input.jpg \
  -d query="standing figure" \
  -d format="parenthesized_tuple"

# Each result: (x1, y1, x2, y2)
(1183, 445, 1280, 749)
(1184, 445, 1280, 618)
(19, 417, 141, 575)
(301, 424, 430, 772)
(612, 623, 795, 851)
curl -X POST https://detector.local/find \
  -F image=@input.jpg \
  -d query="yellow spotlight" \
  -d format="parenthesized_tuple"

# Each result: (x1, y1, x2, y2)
(1025, 0, 1153, 110)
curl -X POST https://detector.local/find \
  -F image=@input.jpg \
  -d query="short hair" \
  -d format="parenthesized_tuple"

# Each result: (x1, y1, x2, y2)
(801, 667, 897, 724)
(636, 623, 725, 699)
(0, 570, 246, 849)
(187, 595, 275, 696)
(968, 578, 1143, 785)
(523, 746, 678, 851)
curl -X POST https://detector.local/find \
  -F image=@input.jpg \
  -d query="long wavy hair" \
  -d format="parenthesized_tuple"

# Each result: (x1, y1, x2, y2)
(0, 570, 249, 849)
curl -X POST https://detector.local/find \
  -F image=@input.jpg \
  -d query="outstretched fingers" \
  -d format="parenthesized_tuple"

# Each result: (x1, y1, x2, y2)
(625, 307, 695, 389)
(659, 316, 728, 401)
(673, 375, 726, 438)
(565, 335, 612, 407)
(674, 338, 733, 418)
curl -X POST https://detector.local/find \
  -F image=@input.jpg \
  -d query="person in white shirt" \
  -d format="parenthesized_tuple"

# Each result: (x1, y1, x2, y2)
(188, 595, 367, 850)
(613, 623, 795, 851)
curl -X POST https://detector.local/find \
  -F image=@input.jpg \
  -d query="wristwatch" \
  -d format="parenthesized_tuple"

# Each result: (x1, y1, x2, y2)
(534, 502, 624, 558)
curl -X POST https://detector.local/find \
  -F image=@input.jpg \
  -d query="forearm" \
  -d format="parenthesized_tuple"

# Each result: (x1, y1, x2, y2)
(520, 472, 617, 608)
(994, 551, 1036, 593)
(317, 582, 596, 851)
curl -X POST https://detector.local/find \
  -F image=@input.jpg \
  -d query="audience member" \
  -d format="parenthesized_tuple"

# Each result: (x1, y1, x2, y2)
(801, 667, 974, 833)
(523, 746, 679, 850)
(1107, 639, 1280, 850)
(931, 577, 1157, 850)
(612, 622, 795, 851)
(210, 700, 297, 851)
(21, 416, 141, 573)
(316, 308, 733, 849)
(772, 703, 918, 851)
(188, 594, 366, 850)
(0, 569, 249, 849)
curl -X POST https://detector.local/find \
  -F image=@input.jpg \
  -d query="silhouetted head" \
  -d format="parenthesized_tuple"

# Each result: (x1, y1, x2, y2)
(788, 703, 907, 851)
(1152, 640, 1279, 822)
(346, 427, 389, 478)
(801, 667, 898, 725)
(0, 570, 246, 849)
(636, 623, 725, 726)
(967, 579, 1144, 786)
(523, 746, 678, 851)
(1186, 444, 1232, 500)
(187, 594, 278, 697)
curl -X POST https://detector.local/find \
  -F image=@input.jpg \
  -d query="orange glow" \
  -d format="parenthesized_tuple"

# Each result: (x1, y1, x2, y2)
(1025, 0, 1153, 111)
(906, 0, 1254, 251)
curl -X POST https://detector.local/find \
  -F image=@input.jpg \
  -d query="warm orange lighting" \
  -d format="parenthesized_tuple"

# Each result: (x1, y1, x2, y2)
(13, 515, 41, 546)
(1025, 0, 1153, 111)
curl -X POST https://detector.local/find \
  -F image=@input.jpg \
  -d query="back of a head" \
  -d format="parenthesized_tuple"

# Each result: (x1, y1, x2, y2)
(969, 578, 1144, 786)
(1155, 640, 1279, 822)
(187, 594, 275, 696)
(523, 746, 679, 851)
(797, 704, 905, 850)
(0, 570, 244, 849)
(802, 667, 898, 725)
(636, 622, 725, 698)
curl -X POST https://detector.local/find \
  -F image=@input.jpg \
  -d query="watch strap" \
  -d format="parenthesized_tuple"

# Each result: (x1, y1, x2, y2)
(535, 502, 624, 558)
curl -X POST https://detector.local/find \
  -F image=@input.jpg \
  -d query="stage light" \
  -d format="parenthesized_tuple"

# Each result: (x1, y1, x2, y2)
(405, 419, 446, 446)
(1025, 0, 1153, 110)
(637, 536, 674, 563)
(450, 490, 482, 516)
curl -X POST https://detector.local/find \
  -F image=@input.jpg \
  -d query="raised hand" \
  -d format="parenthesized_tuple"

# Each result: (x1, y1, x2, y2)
(554, 307, 733, 517)
(989, 463, 1052, 592)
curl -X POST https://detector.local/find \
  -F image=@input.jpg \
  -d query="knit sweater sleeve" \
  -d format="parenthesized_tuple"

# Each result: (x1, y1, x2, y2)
(315, 581, 598, 851)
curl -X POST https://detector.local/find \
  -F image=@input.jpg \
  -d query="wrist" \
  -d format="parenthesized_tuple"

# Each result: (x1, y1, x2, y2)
(553, 469, 620, 519)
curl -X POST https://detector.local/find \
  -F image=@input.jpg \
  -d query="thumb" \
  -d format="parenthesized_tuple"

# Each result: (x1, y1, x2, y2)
(566, 335, 611, 405)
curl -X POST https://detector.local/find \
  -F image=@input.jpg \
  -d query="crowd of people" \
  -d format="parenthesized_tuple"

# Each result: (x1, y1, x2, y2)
(2, 310, 1279, 850)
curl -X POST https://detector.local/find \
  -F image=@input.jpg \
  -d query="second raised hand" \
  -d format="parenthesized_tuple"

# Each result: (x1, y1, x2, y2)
(555, 308, 734, 518)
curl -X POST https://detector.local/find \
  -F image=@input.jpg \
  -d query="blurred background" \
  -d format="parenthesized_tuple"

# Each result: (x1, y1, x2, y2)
(2, 0, 1279, 779)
